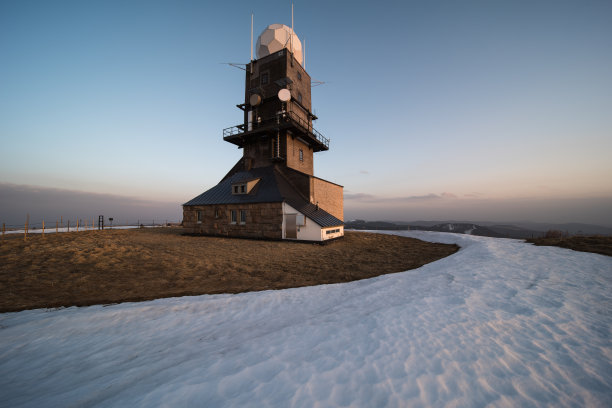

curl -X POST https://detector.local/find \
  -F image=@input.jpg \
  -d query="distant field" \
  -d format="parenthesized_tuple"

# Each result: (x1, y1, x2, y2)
(0, 228, 458, 313)
(526, 235, 612, 257)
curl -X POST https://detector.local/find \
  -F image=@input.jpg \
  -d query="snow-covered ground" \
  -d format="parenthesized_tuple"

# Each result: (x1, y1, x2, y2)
(4, 225, 151, 235)
(1, 231, 611, 407)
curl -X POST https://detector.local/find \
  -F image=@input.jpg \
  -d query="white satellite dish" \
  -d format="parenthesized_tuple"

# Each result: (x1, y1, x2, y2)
(249, 94, 262, 106)
(278, 88, 291, 102)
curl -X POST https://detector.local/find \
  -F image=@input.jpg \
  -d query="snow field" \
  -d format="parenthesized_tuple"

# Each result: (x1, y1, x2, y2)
(0, 231, 611, 407)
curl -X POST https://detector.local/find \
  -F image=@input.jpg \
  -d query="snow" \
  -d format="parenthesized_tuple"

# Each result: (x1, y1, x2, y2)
(4, 225, 154, 235)
(1, 231, 611, 407)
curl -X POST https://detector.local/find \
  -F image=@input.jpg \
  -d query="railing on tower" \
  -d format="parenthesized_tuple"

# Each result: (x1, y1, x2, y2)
(222, 110, 330, 150)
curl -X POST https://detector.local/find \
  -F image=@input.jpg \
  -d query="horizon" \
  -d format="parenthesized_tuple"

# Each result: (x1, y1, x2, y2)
(2, 182, 611, 229)
(1, 1, 611, 227)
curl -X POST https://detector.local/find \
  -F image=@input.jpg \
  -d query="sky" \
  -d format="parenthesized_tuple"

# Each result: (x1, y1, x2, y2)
(1, 0, 611, 226)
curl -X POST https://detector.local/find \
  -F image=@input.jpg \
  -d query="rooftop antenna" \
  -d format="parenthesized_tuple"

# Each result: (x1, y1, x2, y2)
(303, 38, 306, 70)
(250, 13, 254, 61)
(291, 3, 294, 51)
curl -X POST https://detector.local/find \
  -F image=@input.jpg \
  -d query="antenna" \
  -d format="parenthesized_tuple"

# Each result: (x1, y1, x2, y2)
(291, 3, 294, 52)
(250, 13, 254, 61)
(221, 62, 247, 71)
(303, 38, 306, 70)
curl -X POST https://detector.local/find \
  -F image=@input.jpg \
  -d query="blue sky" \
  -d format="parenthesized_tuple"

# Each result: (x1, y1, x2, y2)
(1, 0, 611, 225)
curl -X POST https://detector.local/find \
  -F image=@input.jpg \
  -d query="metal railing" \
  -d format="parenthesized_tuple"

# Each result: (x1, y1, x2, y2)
(222, 110, 330, 149)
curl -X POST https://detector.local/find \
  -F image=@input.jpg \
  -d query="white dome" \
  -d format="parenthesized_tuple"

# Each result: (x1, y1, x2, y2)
(256, 24, 303, 65)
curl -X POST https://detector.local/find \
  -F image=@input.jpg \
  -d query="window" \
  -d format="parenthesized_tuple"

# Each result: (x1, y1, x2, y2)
(326, 228, 341, 235)
(297, 72, 302, 80)
(233, 183, 246, 195)
(240, 210, 247, 224)
(299, 149, 304, 162)
(261, 72, 269, 85)
(215, 209, 220, 219)
(230, 210, 237, 224)
(297, 92, 302, 103)
(196, 211, 202, 223)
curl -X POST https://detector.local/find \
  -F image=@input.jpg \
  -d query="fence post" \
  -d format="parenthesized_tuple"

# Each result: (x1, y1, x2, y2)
(24, 216, 29, 242)
(67, 220, 70, 233)
(42, 220, 45, 238)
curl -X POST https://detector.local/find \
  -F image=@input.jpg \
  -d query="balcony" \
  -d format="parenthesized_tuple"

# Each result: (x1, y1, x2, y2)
(223, 110, 330, 152)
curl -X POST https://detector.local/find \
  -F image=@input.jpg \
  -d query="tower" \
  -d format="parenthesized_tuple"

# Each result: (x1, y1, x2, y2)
(223, 24, 327, 176)
(183, 23, 343, 241)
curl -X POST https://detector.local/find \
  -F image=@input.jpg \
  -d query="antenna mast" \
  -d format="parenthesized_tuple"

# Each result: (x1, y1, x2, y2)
(303, 38, 306, 69)
(250, 13, 254, 61)
(291, 3, 294, 52)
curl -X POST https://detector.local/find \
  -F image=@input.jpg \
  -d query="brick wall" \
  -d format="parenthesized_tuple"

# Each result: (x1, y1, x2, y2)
(183, 203, 283, 239)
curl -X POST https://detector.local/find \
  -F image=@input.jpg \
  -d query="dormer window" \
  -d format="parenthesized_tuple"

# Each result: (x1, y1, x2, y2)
(232, 178, 261, 195)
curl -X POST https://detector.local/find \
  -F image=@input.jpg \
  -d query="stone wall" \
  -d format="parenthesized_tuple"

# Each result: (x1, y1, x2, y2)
(311, 178, 344, 221)
(183, 203, 283, 240)
(285, 133, 314, 175)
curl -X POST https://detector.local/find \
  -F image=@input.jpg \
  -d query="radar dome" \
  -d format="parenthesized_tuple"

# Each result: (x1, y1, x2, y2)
(256, 24, 303, 65)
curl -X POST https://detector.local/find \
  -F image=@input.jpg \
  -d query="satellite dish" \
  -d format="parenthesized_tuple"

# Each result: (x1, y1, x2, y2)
(249, 94, 262, 106)
(278, 89, 291, 102)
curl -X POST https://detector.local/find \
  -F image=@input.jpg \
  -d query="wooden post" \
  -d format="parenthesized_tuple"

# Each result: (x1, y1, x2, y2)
(67, 220, 70, 232)
(42, 220, 45, 238)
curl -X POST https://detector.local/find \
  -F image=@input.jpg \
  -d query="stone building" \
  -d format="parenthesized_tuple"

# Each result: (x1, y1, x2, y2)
(183, 24, 343, 241)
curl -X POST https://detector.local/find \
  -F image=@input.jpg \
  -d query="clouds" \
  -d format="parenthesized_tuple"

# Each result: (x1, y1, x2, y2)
(345, 192, 459, 203)
(344, 190, 612, 226)
(0, 183, 182, 227)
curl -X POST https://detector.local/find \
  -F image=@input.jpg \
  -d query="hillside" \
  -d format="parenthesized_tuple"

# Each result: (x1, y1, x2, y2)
(346, 219, 612, 239)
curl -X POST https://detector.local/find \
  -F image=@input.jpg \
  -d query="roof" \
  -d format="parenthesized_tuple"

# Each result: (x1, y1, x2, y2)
(285, 199, 343, 228)
(184, 165, 343, 228)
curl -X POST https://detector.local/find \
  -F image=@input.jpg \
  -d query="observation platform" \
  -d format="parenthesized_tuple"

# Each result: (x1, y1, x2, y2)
(223, 111, 329, 152)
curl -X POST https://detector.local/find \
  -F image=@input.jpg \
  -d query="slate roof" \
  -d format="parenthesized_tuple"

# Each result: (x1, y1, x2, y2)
(184, 166, 343, 228)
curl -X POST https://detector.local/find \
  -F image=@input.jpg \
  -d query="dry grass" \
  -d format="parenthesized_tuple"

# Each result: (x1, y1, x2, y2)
(526, 235, 612, 257)
(0, 228, 458, 313)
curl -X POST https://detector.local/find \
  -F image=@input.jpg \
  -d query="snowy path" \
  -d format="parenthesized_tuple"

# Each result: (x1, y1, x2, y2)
(1, 231, 611, 407)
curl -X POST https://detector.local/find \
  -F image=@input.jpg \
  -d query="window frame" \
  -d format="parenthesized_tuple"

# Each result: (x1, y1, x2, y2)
(239, 209, 247, 225)
(196, 210, 202, 224)
(230, 210, 237, 224)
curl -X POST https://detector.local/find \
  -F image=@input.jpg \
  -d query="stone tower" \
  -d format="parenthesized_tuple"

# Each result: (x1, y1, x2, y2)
(183, 24, 343, 241)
